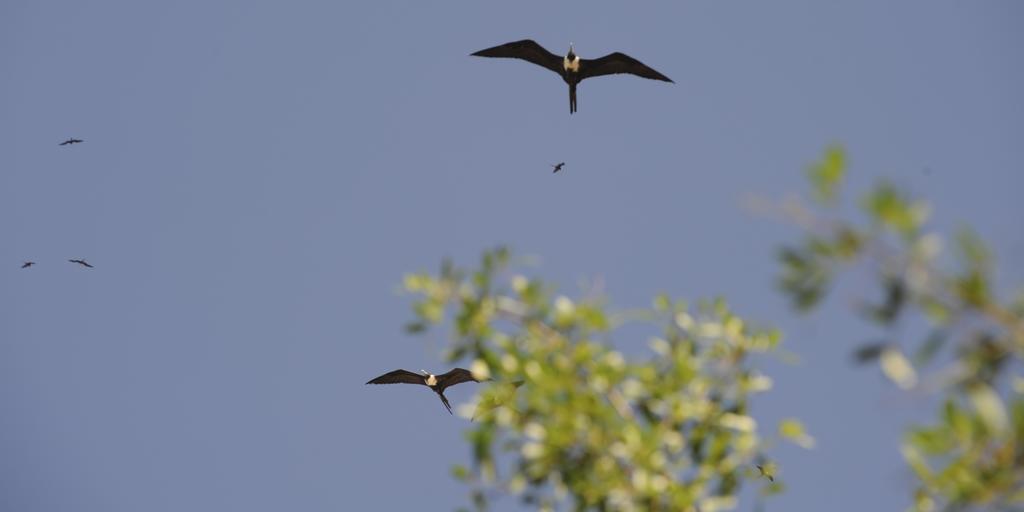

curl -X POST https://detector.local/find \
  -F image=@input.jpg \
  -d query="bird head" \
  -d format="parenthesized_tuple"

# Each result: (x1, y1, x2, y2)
(567, 43, 575, 59)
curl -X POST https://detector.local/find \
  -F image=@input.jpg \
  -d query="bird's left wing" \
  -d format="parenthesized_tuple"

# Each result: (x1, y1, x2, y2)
(366, 369, 426, 385)
(471, 39, 563, 75)
(579, 52, 673, 82)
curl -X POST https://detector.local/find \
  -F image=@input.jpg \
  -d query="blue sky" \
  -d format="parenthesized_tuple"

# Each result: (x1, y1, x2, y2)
(2, 1, 1022, 510)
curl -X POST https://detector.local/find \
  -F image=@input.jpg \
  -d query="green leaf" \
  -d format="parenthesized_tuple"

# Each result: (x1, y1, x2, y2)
(955, 228, 990, 268)
(900, 443, 932, 481)
(653, 294, 671, 312)
(942, 400, 973, 442)
(954, 271, 989, 307)
(451, 464, 470, 481)
(777, 246, 832, 311)
(907, 427, 951, 455)
(413, 299, 444, 324)
(860, 276, 905, 325)
(862, 181, 924, 237)
(778, 418, 815, 449)
(806, 145, 846, 204)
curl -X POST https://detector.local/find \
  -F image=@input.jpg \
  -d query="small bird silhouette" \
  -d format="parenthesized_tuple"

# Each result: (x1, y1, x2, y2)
(59, 138, 83, 146)
(551, 162, 565, 173)
(756, 464, 774, 482)
(21, 261, 35, 268)
(68, 259, 94, 268)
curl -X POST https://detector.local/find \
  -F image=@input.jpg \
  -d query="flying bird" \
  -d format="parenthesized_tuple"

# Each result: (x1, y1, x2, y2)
(59, 138, 83, 146)
(21, 261, 35, 268)
(551, 162, 565, 173)
(471, 39, 673, 113)
(68, 259, 94, 268)
(366, 368, 480, 414)
(756, 464, 775, 482)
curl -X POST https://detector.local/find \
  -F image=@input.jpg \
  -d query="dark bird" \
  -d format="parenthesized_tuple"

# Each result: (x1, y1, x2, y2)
(59, 138, 83, 146)
(366, 368, 480, 414)
(471, 39, 673, 114)
(21, 261, 35, 268)
(756, 464, 775, 482)
(68, 259, 94, 268)
(551, 162, 565, 173)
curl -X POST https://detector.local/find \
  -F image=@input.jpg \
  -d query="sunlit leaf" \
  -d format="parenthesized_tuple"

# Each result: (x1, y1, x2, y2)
(778, 418, 815, 449)
(720, 413, 757, 433)
(900, 443, 932, 481)
(880, 346, 917, 389)
(968, 384, 1008, 434)
(470, 359, 491, 381)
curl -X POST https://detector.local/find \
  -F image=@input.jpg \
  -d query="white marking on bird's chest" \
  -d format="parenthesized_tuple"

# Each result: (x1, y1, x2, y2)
(564, 55, 580, 73)
(425, 375, 437, 386)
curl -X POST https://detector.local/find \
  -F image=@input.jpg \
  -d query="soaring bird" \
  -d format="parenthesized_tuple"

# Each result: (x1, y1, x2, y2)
(68, 259, 94, 268)
(551, 162, 565, 173)
(21, 261, 35, 268)
(471, 39, 673, 113)
(59, 138, 83, 146)
(366, 368, 479, 414)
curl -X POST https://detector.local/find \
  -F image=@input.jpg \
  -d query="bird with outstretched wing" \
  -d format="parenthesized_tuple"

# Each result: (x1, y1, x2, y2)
(472, 39, 672, 113)
(366, 368, 480, 414)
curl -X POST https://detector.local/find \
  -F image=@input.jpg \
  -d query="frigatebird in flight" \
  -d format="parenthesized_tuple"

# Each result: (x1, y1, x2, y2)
(471, 39, 673, 113)
(21, 261, 35, 268)
(551, 162, 565, 173)
(59, 138, 83, 146)
(68, 259, 94, 268)
(366, 368, 479, 414)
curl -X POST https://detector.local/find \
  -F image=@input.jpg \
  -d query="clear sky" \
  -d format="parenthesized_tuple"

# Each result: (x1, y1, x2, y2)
(2, 1, 1022, 510)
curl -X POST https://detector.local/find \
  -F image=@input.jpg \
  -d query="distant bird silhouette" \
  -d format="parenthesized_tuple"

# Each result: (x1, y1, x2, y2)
(21, 261, 35, 268)
(551, 162, 565, 173)
(472, 39, 673, 113)
(68, 259, 94, 268)
(366, 368, 480, 414)
(59, 138, 83, 146)
(756, 464, 774, 482)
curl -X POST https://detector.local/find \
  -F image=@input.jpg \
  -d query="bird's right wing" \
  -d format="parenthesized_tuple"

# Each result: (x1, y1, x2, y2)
(471, 39, 563, 75)
(366, 369, 426, 386)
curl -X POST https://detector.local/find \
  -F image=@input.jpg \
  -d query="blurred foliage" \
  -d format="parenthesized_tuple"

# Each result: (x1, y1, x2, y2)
(405, 248, 801, 511)
(776, 146, 1024, 511)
